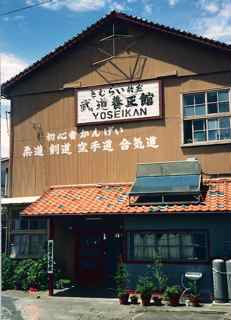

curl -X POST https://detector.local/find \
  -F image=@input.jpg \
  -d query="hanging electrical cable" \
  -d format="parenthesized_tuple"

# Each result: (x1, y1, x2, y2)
(0, 0, 59, 17)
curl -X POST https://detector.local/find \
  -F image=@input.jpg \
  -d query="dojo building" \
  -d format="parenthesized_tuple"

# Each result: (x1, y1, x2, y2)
(2, 11, 231, 300)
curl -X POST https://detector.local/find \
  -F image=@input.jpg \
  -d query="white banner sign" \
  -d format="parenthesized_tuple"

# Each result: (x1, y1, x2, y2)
(47, 240, 54, 274)
(77, 80, 161, 125)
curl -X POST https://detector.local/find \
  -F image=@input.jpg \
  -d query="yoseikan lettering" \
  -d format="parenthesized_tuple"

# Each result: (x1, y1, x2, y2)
(77, 80, 161, 124)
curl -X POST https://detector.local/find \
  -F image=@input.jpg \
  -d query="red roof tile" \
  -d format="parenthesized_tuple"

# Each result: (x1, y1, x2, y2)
(2, 11, 231, 96)
(22, 179, 231, 216)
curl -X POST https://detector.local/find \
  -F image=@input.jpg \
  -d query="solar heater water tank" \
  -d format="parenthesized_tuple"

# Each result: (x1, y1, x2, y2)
(212, 259, 228, 303)
(226, 259, 231, 302)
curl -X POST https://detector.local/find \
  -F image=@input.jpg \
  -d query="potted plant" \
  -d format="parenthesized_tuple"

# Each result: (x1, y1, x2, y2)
(164, 285, 181, 306)
(188, 281, 201, 307)
(136, 276, 154, 306)
(114, 263, 129, 305)
(130, 294, 139, 304)
(152, 256, 168, 294)
(152, 294, 163, 306)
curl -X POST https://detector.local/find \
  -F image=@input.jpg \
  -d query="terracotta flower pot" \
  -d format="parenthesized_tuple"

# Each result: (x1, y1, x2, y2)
(153, 296, 163, 306)
(119, 293, 129, 305)
(168, 295, 180, 306)
(190, 295, 201, 307)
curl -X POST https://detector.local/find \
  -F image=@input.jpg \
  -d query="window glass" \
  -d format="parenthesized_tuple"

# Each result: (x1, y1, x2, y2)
(219, 117, 230, 128)
(183, 94, 194, 106)
(219, 102, 229, 112)
(218, 90, 229, 102)
(184, 106, 194, 117)
(195, 104, 206, 115)
(207, 91, 217, 103)
(194, 131, 206, 142)
(208, 130, 219, 141)
(208, 103, 218, 114)
(195, 93, 205, 104)
(29, 234, 47, 256)
(183, 89, 230, 144)
(208, 119, 218, 129)
(184, 120, 192, 144)
(193, 119, 205, 131)
(30, 219, 47, 230)
(13, 234, 47, 258)
(220, 129, 231, 140)
(128, 231, 207, 262)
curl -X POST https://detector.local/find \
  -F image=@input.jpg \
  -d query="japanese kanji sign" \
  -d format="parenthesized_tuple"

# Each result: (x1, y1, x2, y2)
(77, 80, 162, 125)
(22, 126, 160, 158)
(47, 240, 54, 274)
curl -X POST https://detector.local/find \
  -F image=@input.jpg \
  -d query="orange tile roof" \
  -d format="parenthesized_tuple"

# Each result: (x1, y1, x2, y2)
(22, 179, 231, 216)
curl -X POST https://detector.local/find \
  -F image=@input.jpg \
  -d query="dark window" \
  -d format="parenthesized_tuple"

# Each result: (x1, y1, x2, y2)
(127, 231, 208, 262)
(13, 234, 47, 258)
(183, 89, 231, 145)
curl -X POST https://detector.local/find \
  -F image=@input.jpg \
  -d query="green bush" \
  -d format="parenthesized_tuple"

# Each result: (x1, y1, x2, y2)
(2, 255, 68, 291)
(164, 285, 181, 300)
(136, 276, 154, 298)
(14, 259, 36, 290)
(2, 254, 17, 290)
(114, 263, 128, 296)
(151, 256, 168, 292)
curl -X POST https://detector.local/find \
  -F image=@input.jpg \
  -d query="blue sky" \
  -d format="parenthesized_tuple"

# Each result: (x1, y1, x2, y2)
(1, 0, 231, 156)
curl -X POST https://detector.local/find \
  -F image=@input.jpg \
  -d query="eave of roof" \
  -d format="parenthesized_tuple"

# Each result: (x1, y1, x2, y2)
(21, 178, 231, 216)
(2, 10, 231, 97)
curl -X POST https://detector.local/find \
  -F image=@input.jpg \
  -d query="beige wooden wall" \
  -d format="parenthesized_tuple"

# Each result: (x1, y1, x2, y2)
(9, 21, 231, 196)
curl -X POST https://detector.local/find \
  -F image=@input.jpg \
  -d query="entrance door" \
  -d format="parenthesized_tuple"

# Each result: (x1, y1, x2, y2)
(77, 232, 104, 287)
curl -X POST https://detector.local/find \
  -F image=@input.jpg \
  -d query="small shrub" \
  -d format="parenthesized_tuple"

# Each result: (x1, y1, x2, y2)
(2, 254, 17, 290)
(114, 263, 128, 297)
(2, 254, 67, 291)
(14, 259, 35, 290)
(164, 285, 181, 300)
(136, 276, 154, 299)
(151, 256, 168, 292)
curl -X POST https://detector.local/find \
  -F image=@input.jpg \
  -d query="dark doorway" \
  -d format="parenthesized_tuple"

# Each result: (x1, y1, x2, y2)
(76, 231, 123, 288)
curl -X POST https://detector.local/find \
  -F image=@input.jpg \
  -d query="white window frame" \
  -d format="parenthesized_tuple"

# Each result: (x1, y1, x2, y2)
(181, 88, 231, 147)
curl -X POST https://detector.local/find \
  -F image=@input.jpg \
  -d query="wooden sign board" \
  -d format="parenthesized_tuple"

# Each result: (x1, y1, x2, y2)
(77, 80, 162, 126)
(47, 240, 54, 274)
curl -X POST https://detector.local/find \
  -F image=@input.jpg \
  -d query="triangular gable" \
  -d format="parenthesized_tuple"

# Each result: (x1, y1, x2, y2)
(2, 10, 231, 96)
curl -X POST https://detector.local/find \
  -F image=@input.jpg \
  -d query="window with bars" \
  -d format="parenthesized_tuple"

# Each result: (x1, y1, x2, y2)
(183, 89, 231, 145)
(127, 231, 208, 262)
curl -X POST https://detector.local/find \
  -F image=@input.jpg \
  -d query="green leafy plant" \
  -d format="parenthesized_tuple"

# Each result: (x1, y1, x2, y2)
(187, 280, 199, 296)
(2, 254, 66, 291)
(164, 285, 181, 300)
(2, 254, 17, 290)
(136, 276, 154, 299)
(151, 256, 168, 292)
(187, 280, 201, 306)
(114, 263, 128, 297)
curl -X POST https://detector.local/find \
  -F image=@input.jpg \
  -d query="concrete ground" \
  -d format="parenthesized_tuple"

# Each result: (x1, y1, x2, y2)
(2, 290, 231, 320)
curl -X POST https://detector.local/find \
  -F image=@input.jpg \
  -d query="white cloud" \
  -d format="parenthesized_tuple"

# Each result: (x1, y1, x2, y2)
(143, 3, 153, 15)
(26, 0, 106, 12)
(204, 2, 219, 13)
(194, 0, 231, 43)
(1, 52, 28, 84)
(108, 1, 126, 11)
(168, 0, 178, 7)
(1, 52, 28, 158)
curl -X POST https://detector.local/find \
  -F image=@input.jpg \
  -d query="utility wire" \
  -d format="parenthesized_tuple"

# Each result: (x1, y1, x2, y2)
(0, 0, 59, 17)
